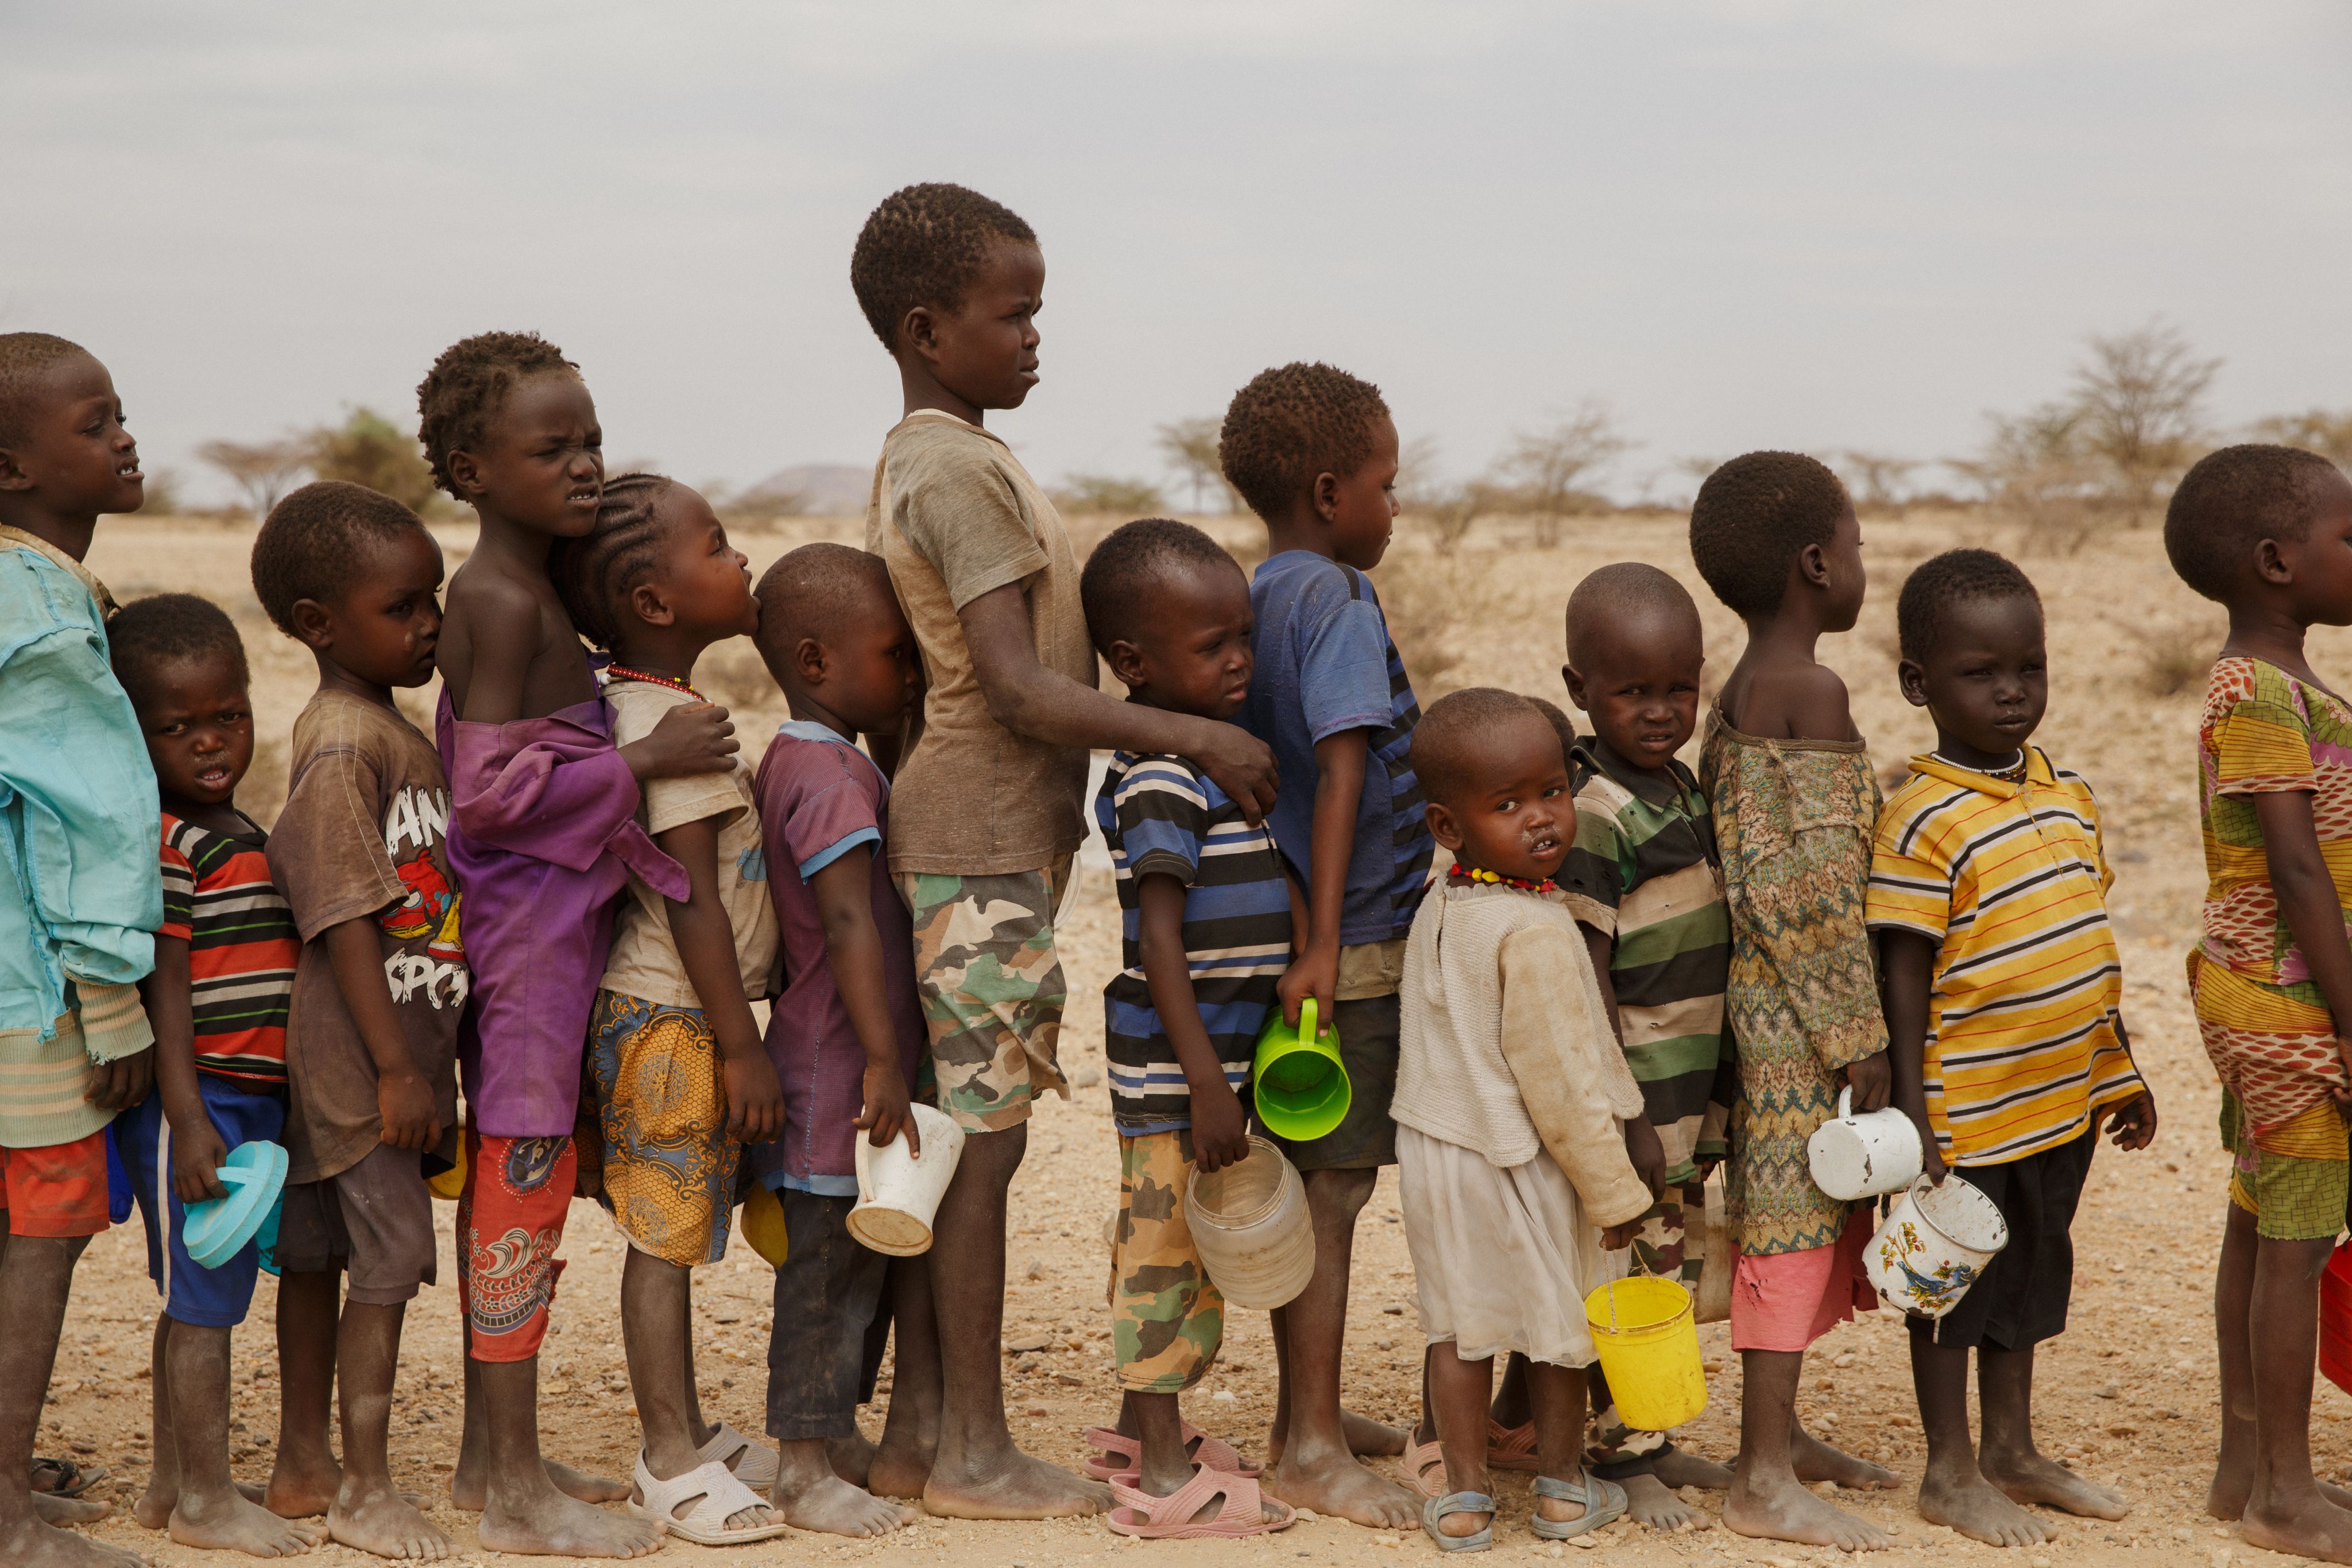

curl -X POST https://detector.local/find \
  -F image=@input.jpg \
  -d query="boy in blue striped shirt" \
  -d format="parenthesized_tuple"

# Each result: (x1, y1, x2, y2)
(1079, 521, 1296, 1540)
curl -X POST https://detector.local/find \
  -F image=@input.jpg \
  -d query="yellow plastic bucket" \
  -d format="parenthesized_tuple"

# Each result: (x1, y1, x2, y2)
(1251, 997, 1351, 1143)
(1583, 1276, 1707, 1430)
(740, 1183, 790, 1267)
(427, 1133, 467, 1202)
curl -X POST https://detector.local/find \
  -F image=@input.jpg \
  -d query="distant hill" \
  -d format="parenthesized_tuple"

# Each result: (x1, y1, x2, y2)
(736, 463, 870, 516)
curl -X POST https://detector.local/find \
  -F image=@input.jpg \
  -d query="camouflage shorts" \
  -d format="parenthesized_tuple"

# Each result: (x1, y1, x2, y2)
(1108, 1129, 1224, 1394)
(899, 858, 1072, 1135)
(1587, 1181, 1705, 1470)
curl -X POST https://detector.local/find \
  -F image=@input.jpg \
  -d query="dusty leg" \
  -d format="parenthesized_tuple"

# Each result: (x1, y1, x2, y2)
(131, 1314, 176, 1530)
(154, 1319, 326, 1557)
(1527, 1361, 1594, 1530)
(1723, 1348, 1889, 1551)
(1425, 1342, 1495, 1542)
(866, 1258, 939, 1499)
(264, 1272, 342, 1519)
(327, 1302, 449, 1559)
(917, 1126, 1107, 1519)
(450, 1325, 628, 1511)
(623, 1249, 774, 1536)
(1261, 1168, 1417, 1529)
(1909, 1325, 2052, 1546)
(2238, 1234, 2352, 1563)
(471, 1355, 663, 1558)
(1978, 1344, 2127, 1520)
(0, 1234, 146, 1568)
(1128, 1391, 1283, 1524)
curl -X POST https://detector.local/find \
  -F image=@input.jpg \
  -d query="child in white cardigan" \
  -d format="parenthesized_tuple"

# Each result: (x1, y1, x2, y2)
(1394, 688, 1655, 1554)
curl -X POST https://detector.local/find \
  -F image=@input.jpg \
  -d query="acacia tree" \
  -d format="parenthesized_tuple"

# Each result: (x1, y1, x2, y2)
(196, 438, 308, 516)
(2251, 410, 2352, 473)
(305, 408, 439, 513)
(1156, 416, 1237, 514)
(1839, 451, 1920, 517)
(2069, 320, 2219, 517)
(1499, 404, 1631, 548)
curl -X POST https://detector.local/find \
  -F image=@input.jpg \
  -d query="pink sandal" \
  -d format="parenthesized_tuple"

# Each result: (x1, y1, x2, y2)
(1487, 1419, 1541, 1472)
(1105, 1468, 1295, 1540)
(1400, 1433, 1448, 1498)
(1082, 1423, 1260, 1482)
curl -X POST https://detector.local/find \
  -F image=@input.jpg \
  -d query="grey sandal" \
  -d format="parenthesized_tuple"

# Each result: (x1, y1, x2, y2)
(1530, 1470, 1627, 1539)
(1422, 1489, 1495, 1552)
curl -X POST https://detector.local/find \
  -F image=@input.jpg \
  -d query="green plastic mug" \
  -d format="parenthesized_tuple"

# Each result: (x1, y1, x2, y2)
(1252, 997, 1352, 1143)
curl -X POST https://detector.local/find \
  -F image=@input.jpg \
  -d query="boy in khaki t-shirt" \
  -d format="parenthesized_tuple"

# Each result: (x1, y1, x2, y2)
(848, 183, 1275, 1519)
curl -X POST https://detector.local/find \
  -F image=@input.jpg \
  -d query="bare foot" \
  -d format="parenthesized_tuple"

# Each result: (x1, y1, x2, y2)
(33, 1495, 111, 1528)
(1653, 1449, 1734, 1491)
(265, 1458, 343, 1520)
(867, 1437, 934, 1501)
(1724, 1466, 1891, 1552)
(922, 1449, 1108, 1520)
(1264, 1449, 1420, 1530)
(1268, 1407, 1406, 1468)
(137, 1478, 265, 1530)
(1919, 1464, 2057, 1547)
(771, 1469, 915, 1538)
(1983, 1449, 2129, 1521)
(169, 1486, 328, 1559)
(827, 1429, 878, 1488)
(1791, 1428, 1900, 1490)
(1622, 1472, 1711, 1529)
(477, 1486, 664, 1559)
(0, 1515, 152, 1568)
(2242, 1490, 2352, 1565)
(2212, 1464, 2352, 1520)
(330, 1478, 452, 1562)
(448, 1459, 628, 1513)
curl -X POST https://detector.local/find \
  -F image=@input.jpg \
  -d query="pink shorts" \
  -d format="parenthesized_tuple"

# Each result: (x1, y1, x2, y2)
(1729, 1206, 1876, 1353)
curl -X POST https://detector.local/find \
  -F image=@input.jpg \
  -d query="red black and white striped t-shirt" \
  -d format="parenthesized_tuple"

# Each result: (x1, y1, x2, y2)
(157, 811, 299, 1088)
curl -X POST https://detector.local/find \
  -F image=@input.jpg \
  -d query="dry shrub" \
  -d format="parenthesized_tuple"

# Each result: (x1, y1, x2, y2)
(2110, 613, 2221, 698)
(1369, 551, 1500, 702)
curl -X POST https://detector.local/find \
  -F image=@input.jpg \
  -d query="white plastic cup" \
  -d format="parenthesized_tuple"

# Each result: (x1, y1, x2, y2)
(1808, 1086, 1925, 1202)
(1864, 1172, 2010, 1319)
(1184, 1136, 1316, 1310)
(849, 1105, 967, 1257)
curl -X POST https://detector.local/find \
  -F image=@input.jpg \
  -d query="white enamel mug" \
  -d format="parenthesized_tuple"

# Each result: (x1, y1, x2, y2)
(1864, 1172, 2010, 1319)
(1806, 1086, 1924, 1202)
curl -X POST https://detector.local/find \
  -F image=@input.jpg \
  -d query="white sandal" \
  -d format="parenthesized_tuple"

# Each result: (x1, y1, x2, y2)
(697, 1420, 780, 1488)
(629, 1454, 791, 1546)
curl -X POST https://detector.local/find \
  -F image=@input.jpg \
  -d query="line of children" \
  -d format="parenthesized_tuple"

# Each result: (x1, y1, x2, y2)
(11, 195, 2352, 1568)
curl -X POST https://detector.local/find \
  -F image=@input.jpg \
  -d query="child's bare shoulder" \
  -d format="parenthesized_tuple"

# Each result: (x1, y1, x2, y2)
(1730, 658, 1855, 744)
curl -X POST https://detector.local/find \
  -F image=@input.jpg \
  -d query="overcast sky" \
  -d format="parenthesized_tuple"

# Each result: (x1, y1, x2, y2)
(9, 2, 2349, 507)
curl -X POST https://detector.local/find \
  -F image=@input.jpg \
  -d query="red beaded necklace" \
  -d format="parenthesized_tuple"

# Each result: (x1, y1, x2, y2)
(1446, 862, 1558, 895)
(604, 664, 703, 700)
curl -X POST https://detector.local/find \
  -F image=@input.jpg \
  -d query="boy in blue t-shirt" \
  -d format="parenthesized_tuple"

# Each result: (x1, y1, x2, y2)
(1223, 363, 1433, 1529)
(1078, 521, 1295, 1539)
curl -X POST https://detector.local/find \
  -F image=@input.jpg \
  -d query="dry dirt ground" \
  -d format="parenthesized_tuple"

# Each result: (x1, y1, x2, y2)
(46, 509, 2352, 1567)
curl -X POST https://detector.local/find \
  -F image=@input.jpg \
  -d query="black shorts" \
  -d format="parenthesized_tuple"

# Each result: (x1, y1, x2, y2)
(1255, 991, 1399, 1171)
(1914, 1126, 2095, 1352)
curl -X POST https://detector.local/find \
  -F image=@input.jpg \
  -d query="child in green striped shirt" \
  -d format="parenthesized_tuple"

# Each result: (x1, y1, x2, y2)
(1557, 562, 1735, 1527)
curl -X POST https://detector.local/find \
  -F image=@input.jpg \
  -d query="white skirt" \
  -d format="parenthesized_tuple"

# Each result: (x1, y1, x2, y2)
(1396, 1125, 1622, 1368)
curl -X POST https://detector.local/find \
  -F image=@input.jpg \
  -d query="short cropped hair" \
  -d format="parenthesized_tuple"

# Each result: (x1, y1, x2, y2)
(1565, 562, 1702, 671)
(109, 594, 247, 703)
(753, 543, 898, 675)
(1688, 451, 1851, 617)
(1895, 549, 2041, 663)
(849, 183, 1038, 352)
(1526, 695, 1578, 764)
(251, 481, 431, 635)
(550, 473, 678, 653)
(0, 332, 90, 446)
(1218, 363, 1390, 522)
(2164, 443, 2349, 603)
(1078, 518, 1241, 655)
(1411, 687, 1551, 810)
(414, 331, 579, 500)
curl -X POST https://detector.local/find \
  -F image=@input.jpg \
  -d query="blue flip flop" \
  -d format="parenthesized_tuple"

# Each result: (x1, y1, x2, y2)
(181, 1141, 288, 1269)
(1421, 1490, 1495, 1553)
(1529, 1470, 1626, 1540)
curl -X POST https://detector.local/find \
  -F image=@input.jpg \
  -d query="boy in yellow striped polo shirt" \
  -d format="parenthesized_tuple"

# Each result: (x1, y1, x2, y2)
(1867, 549, 2156, 1549)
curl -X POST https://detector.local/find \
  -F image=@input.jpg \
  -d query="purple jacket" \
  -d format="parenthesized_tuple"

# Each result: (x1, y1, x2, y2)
(437, 692, 686, 1136)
